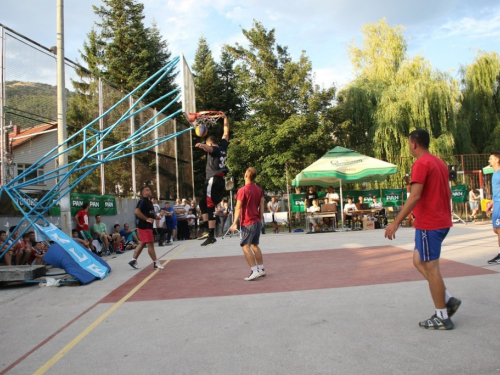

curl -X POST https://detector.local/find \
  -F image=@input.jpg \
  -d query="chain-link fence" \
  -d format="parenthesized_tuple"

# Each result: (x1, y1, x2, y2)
(0, 24, 194, 201)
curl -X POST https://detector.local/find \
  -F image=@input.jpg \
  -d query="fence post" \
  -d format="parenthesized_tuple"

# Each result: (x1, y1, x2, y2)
(154, 108, 160, 197)
(174, 118, 179, 199)
(129, 96, 136, 198)
(0, 25, 5, 186)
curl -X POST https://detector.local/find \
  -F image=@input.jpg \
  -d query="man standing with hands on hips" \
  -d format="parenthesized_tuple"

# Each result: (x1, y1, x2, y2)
(230, 167, 266, 281)
(385, 129, 460, 330)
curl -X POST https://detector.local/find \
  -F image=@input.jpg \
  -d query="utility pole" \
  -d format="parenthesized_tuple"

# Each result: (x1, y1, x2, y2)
(56, 0, 71, 233)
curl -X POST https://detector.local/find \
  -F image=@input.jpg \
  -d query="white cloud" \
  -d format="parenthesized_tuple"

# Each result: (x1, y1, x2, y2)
(435, 11, 500, 39)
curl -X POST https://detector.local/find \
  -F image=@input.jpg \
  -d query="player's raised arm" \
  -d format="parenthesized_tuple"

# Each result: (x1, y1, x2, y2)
(222, 113, 229, 141)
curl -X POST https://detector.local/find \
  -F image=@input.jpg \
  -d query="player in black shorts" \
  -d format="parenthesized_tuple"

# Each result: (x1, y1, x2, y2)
(195, 113, 230, 247)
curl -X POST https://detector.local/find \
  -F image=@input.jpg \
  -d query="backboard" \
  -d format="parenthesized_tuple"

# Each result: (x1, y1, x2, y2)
(180, 53, 196, 123)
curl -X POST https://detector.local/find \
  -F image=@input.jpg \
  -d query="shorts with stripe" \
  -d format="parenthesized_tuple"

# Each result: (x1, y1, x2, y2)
(200, 176, 225, 212)
(79, 230, 92, 241)
(415, 228, 450, 261)
(492, 202, 500, 228)
(239, 221, 261, 247)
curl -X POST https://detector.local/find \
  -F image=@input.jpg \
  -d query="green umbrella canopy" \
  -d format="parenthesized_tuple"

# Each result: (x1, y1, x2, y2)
(292, 146, 398, 188)
(483, 165, 494, 175)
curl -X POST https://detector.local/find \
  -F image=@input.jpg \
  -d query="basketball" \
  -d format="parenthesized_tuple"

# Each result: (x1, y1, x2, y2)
(195, 124, 208, 137)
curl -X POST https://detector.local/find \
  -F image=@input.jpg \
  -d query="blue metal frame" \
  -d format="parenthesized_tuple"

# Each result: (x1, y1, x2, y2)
(0, 56, 191, 258)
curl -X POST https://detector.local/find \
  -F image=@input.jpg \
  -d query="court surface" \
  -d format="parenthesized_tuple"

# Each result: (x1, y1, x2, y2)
(1, 223, 499, 374)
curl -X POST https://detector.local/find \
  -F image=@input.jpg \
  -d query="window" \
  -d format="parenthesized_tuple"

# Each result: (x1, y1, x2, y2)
(17, 163, 44, 185)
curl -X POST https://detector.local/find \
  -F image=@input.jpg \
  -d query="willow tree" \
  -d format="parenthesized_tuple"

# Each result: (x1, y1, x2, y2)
(338, 19, 459, 185)
(457, 51, 500, 153)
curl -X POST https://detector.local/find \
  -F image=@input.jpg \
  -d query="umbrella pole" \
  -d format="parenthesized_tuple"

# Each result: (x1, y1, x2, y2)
(340, 180, 345, 231)
(285, 162, 292, 233)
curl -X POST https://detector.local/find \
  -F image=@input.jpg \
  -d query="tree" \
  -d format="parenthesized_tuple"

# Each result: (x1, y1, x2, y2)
(337, 19, 459, 186)
(67, 1, 178, 196)
(457, 51, 500, 153)
(225, 21, 336, 192)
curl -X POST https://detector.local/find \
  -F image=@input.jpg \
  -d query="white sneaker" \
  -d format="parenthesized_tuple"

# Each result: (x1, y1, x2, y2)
(258, 269, 266, 277)
(244, 271, 261, 281)
(154, 260, 164, 270)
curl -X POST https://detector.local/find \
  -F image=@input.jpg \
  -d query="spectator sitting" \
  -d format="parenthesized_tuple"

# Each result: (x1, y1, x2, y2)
(111, 224, 125, 253)
(0, 230, 13, 266)
(356, 196, 365, 210)
(344, 198, 358, 228)
(120, 223, 139, 248)
(307, 199, 323, 232)
(72, 229, 93, 252)
(370, 196, 387, 227)
(321, 197, 335, 230)
(17, 233, 32, 265)
(29, 241, 46, 265)
(9, 226, 31, 265)
(92, 214, 113, 255)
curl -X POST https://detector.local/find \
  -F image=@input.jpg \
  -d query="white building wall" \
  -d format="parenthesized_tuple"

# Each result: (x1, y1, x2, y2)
(12, 130, 58, 190)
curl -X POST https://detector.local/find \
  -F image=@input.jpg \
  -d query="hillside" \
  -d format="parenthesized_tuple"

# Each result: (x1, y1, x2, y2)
(4, 81, 72, 128)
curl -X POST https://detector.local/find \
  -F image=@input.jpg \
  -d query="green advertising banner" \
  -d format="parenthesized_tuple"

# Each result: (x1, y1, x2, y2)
(382, 189, 404, 207)
(49, 193, 117, 216)
(341, 190, 379, 204)
(290, 194, 306, 212)
(451, 185, 467, 203)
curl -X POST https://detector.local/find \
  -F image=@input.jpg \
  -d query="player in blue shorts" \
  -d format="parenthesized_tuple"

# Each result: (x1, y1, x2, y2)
(385, 129, 461, 330)
(487, 152, 500, 264)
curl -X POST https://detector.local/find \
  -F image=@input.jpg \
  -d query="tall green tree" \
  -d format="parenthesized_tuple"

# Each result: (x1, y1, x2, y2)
(67, 0, 177, 195)
(226, 21, 336, 191)
(457, 51, 500, 153)
(338, 19, 459, 185)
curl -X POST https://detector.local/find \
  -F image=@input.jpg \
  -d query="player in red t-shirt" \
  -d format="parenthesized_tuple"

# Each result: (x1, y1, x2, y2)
(74, 203, 96, 253)
(385, 129, 460, 330)
(229, 167, 266, 281)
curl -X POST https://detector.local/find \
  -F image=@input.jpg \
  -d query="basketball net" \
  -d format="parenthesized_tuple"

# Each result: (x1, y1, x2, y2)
(187, 111, 224, 128)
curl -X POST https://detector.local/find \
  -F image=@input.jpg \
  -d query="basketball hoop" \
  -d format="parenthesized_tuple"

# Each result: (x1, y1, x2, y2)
(186, 111, 225, 127)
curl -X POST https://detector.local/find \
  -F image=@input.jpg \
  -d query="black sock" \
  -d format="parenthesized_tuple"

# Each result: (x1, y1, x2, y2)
(209, 228, 215, 238)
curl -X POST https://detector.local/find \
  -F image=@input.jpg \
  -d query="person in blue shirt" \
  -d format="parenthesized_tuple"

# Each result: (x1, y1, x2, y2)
(488, 151, 500, 264)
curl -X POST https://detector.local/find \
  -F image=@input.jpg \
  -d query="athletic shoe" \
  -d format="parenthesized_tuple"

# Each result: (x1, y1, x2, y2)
(419, 314, 454, 330)
(487, 254, 500, 264)
(128, 259, 139, 269)
(153, 260, 164, 270)
(198, 232, 210, 240)
(200, 237, 217, 247)
(105, 250, 111, 256)
(446, 297, 462, 318)
(244, 271, 261, 281)
(258, 269, 266, 277)
(165, 241, 172, 246)
(116, 250, 124, 254)
(158, 242, 164, 247)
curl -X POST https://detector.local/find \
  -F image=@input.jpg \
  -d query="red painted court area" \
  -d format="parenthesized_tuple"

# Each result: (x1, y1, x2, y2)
(100, 246, 496, 303)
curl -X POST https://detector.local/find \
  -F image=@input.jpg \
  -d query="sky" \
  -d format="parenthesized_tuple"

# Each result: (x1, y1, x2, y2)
(1, 0, 500, 89)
